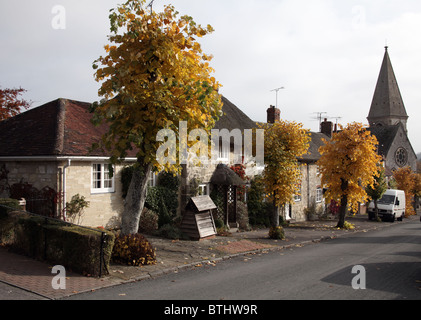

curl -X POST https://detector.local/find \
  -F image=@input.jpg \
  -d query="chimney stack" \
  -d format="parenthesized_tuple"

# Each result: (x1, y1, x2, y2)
(267, 105, 280, 124)
(320, 118, 333, 137)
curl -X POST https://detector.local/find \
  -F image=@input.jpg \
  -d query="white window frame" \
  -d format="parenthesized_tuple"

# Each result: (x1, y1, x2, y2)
(294, 184, 302, 202)
(198, 183, 210, 196)
(316, 187, 323, 203)
(91, 163, 115, 194)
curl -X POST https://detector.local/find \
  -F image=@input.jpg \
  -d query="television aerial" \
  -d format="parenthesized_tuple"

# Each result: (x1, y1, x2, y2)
(270, 87, 285, 108)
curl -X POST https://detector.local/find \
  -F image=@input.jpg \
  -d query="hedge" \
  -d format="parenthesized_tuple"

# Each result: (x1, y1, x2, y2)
(0, 198, 20, 218)
(0, 208, 115, 277)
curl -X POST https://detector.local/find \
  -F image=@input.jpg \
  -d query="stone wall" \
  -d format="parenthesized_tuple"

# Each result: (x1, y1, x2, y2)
(385, 126, 417, 172)
(64, 161, 126, 229)
(0, 161, 59, 196)
(287, 163, 324, 222)
(0, 160, 127, 229)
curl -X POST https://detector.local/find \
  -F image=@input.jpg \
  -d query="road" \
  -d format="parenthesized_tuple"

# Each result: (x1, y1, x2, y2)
(64, 219, 421, 301)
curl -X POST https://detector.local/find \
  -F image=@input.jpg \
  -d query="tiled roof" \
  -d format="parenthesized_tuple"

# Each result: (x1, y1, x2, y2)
(0, 98, 114, 157)
(0, 96, 254, 158)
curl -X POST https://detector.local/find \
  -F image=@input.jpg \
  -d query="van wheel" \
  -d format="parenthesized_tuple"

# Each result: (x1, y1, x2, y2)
(397, 215, 403, 222)
(391, 214, 396, 223)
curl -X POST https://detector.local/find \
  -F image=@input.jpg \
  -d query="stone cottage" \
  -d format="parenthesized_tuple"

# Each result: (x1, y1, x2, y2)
(0, 94, 328, 228)
(0, 98, 137, 228)
(265, 105, 328, 222)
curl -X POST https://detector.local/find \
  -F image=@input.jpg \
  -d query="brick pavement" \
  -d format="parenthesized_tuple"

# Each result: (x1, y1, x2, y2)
(0, 247, 120, 299)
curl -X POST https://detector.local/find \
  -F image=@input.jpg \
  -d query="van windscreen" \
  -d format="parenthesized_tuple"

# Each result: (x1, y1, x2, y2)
(378, 194, 395, 205)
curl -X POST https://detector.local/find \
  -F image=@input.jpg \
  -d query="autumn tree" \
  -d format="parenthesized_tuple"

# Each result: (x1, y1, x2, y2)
(393, 166, 415, 217)
(366, 164, 387, 221)
(0, 87, 31, 121)
(91, 0, 222, 235)
(260, 120, 311, 237)
(317, 123, 382, 228)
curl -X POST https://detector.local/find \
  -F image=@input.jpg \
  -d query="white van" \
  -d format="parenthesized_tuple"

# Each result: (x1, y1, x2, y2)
(368, 189, 406, 222)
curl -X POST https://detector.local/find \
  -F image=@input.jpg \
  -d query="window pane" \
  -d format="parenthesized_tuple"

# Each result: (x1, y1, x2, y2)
(103, 165, 113, 189)
(92, 164, 101, 189)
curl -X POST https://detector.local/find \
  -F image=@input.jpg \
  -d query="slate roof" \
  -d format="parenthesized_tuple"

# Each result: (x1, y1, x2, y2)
(368, 47, 408, 122)
(300, 132, 329, 162)
(213, 96, 258, 131)
(367, 124, 401, 157)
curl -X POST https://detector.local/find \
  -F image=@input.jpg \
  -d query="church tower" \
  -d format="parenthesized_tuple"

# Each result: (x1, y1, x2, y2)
(367, 47, 408, 133)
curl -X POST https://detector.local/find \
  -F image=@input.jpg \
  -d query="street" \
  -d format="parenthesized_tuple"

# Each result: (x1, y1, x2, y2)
(64, 218, 421, 300)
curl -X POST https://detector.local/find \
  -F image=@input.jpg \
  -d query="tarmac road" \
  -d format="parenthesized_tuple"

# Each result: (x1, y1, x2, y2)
(64, 219, 421, 301)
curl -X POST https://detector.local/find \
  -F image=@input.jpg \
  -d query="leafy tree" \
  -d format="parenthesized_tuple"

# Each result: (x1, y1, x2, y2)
(393, 166, 416, 217)
(317, 123, 382, 228)
(366, 164, 387, 221)
(0, 87, 31, 121)
(260, 120, 311, 231)
(91, 0, 222, 235)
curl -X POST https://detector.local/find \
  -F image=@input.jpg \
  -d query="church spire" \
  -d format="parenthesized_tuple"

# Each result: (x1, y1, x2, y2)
(367, 47, 408, 132)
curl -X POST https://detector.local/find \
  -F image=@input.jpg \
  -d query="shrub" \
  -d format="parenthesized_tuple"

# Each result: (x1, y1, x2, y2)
(269, 226, 285, 240)
(155, 224, 188, 240)
(237, 201, 251, 231)
(0, 198, 20, 219)
(112, 233, 156, 266)
(146, 186, 177, 228)
(66, 194, 90, 225)
(138, 208, 158, 234)
(247, 178, 271, 227)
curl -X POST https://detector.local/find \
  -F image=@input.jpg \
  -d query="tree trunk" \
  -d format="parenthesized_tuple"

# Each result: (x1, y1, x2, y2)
(374, 199, 379, 221)
(271, 198, 280, 228)
(337, 194, 348, 228)
(121, 162, 152, 235)
(337, 179, 349, 229)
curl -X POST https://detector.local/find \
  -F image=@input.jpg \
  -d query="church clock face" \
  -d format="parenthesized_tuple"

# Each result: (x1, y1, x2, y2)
(395, 147, 408, 167)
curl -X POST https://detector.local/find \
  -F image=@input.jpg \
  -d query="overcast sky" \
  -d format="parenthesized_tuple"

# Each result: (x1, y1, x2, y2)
(1, 0, 421, 152)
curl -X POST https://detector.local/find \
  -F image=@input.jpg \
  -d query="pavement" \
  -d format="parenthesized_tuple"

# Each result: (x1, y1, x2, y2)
(0, 213, 418, 300)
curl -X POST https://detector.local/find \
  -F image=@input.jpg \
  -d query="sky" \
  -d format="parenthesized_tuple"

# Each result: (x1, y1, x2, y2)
(1, 0, 421, 153)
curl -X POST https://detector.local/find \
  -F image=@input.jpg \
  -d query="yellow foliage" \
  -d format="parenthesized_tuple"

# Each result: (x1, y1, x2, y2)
(393, 166, 416, 216)
(92, 0, 222, 173)
(260, 120, 311, 207)
(317, 123, 382, 213)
